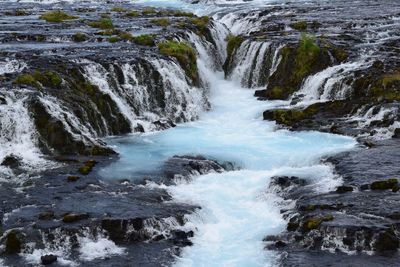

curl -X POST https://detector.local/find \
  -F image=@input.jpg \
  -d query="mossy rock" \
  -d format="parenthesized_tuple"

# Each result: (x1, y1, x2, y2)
(15, 74, 38, 87)
(290, 21, 308, 31)
(151, 18, 170, 27)
(302, 215, 334, 232)
(5, 231, 22, 254)
(336, 185, 354, 193)
(72, 32, 87, 42)
(132, 34, 156, 46)
(370, 178, 398, 190)
(108, 36, 120, 43)
(111, 7, 127, 13)
(78, 160, 98, 175)
(40, 11, 77, 23)
(224, 34, 245, 74)
(157, 40, 198, 85)
(188, 16, 210, 33)
(15, 71, 62, 89)
(88, 18, 114, 29)
(62, 213, 89, 223)
(67, 176, 80, 182)
(142, 7, 157, 15)
(124, 10, 141, 17)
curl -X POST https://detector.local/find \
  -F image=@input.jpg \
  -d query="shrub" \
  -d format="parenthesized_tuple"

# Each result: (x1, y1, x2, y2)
(40, 11, 77, 23)
(88, 18, 114, 29)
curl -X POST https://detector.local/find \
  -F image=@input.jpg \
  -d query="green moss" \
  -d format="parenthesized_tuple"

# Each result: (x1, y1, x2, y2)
(33, 71, 62, 88)
(125, 10, 141, 17)
(88, 18, 114, 29)
(172, 11, 195, 18)
(15, 74, 37, 87)
(108, 36, 120, 43)
(226, 34, 244, 60)
(303, 218, 322, 231)
(62, 213, 89, 223)
(188, 16, 210, 32)
(15, 10, 28, 16)
(265, 86, 285, 100)
(382, 72, 400, 88)
(132, 34, 156, 46)
(78, 160, 97, 175)
(72, 32, 87, 42)
(151, 18, 170, 27)
(118, 31, 133, 41)
(290, 21, 308, 31)
(142, 7, 157, 15)
(294, 34, 321, 83)
(371, 178, 398, 190)
(157, 40, 198, 83)
(111, 7, 127, 13)
(332, 47, 349, 62)
(40, 11, 77, 23)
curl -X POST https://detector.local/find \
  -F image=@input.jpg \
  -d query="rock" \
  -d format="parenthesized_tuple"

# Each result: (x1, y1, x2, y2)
(41, 254, 58, 265)
(62, 213, 89, 223)
(67, 176, 80, 182)
(39, 211, 55, 220)
(0, 96, 6, 105)
(393, 128, 400, 138)
(370, 178, 398, 190)
(270, 176, 307, 188)
(302, 215, 334, 232)
(336, 185, 354, 193)
(101, 218, 145, 242)
(388, 212, 400, 220)
(78, 160, 98, 175)
(374, 230, 399, 252)
(363, 140, 376, 148)
(360, 184, 370, 191)
(1, 154, 22, 169)
(275, 240, 287, 248)
(5, 230, 22, 254)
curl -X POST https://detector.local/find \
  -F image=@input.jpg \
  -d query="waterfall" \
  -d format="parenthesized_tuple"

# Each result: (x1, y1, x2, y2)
(228, 40, 271, 88)
(0, 91, 54, 177)
(294, 60, 371, 104)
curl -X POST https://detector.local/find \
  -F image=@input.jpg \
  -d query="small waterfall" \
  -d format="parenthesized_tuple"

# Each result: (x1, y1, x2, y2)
(39, 95, 100, 143)
(228, 40, 271, 88)
(0, 91, 53, 176)
(0, 59, 27, 75)
(294, 60, 370, 104)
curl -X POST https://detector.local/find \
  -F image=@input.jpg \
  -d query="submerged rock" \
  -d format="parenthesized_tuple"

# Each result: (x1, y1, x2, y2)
(41, 254, 58, 265)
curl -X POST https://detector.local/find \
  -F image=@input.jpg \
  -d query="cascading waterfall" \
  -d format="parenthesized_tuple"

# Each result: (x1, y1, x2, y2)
(293, 60, 371, 105)
(228, 40, 271, 88)
(0, 92, 54, 177)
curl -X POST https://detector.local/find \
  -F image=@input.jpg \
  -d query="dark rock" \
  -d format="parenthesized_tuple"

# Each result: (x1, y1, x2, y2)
(374, 230, 399, 252)
(62, 213, 89, 223)
(0, 96, 6, 105)
(370, 178, 398, 190)
(5, 230, 22, 254)
(336, 186, 354, 193)
(1, 154, 22, 169)
(41, 254, 58, 265)
(275, 240, 287, 248)
(364, 140, 376, 148)
(393, 128, 400, 138)
(67, 176, 80, 182)
(360, 184, 370, 191)
(39, 211, 55, 220)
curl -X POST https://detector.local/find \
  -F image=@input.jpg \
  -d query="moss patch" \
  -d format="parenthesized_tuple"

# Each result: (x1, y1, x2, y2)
(151, 18, 170, 27)
(88, 18, 114, 29)
(72, 32, 87, 42)
(132, 34, 156, 46)
(40, 11, 77, 23)
(78, 160, 98, 175)
(290, 21, 308, 31)
(226, 34, 244, 61)
(15, 74, 37, 87)
(5, 231, 22, 254)
(142, 7, 157, 15)
(157, 41, 198, 84)
(370, 178, 398, 190)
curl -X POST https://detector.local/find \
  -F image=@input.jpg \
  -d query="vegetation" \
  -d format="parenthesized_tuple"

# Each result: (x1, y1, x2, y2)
(88, 18, 114, 29)
(79, 160, 97, 175)
(370, 178, 398, 190)
(111, 6, 127, 13)
(189, 16, 210, 32)
(302, 215, 334, 232)
(157, 41, 198, 83)
(142, 7, 157, 15)
(72, 32, 87, 42)
(125, 10, 141, 17)
(132, 34, 156, 46)
(290, 21, 308, 31)
(118, 31, 134, 41)
(108, 36, 120, 43)
(294, 34, 321, 82)
(40, 11, 77, 23)
(15, 71, 62, 88)
(151, 18, 170, 27)
(226, 34, 244, 60)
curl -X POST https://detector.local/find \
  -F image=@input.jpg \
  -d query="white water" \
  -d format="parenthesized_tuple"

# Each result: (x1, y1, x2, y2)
(100, 50, 356, 266)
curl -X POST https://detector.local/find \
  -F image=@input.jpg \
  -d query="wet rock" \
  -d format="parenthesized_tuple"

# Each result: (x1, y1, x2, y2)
(270, 176, 307, 188)
(336, 185, 353, 193)
(370, 178, 398, 190)
(5, 230, 22, 254)
(62, 213, 89, 223)
(78, 160, 98, 175)
(101, 218, 145, 242)
(374, 230, 399, 252)
(41, 254, 58, 265)
(364, 140, 376, 148)
(39, 211, 55, 220)
(393, 128, 400, 138)
(1, 154, 22, 169)
(0, 96, 6, 105)
(67, 176, 80, 182)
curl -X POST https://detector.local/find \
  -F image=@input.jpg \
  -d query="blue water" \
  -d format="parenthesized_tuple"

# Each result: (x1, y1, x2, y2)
(98, 1, 357, 266)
